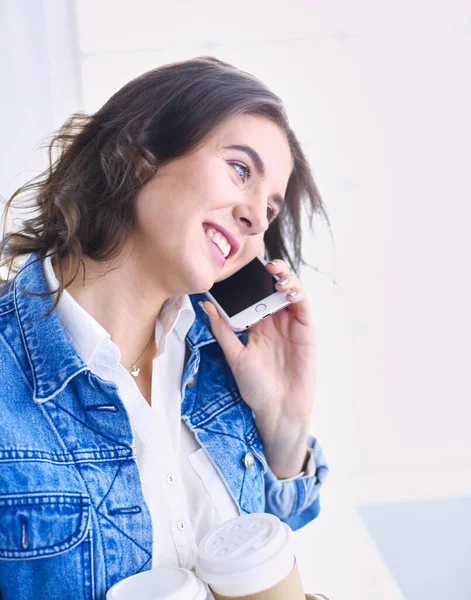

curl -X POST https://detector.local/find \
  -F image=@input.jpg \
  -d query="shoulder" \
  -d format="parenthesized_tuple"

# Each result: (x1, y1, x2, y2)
(0, 282, 21, 352)
(0, 284, 21, 364)
(0, 283, 33, 406)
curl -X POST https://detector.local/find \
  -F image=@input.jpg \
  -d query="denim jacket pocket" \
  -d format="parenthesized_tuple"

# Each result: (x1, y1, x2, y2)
(0, 492, 91, 560)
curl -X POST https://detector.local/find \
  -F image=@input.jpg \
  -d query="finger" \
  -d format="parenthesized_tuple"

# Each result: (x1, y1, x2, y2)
(266, 259, 288, 275)
(266, 260, 302, 289)
(285, 289, 313, 325)
(283, 291, 313, 330)
(268, 271, 311, 325)
(200, 301, 245, 366)
(266, 260, 299, 286)
(266, 260, 308, 308)
(274, 272, 300, 292)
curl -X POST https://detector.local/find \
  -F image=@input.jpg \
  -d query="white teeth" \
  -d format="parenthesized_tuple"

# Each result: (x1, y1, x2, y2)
(204, 226, 231, 258)
(220, 243, 231, 258)
(211, 231, 224, 244)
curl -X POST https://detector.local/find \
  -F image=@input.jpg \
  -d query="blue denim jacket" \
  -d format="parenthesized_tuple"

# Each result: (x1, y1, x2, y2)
(0, 254, 328, 600)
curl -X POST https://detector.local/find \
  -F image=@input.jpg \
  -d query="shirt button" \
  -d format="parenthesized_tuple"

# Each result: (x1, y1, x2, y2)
(177, 520, 187, 531)
(187, 376, 196, 389)
(243, 452, 255, 469)
(166, 474, 175, 485)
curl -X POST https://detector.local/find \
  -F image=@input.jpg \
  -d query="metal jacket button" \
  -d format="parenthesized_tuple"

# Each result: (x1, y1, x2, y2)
(243, 452, 255, 469)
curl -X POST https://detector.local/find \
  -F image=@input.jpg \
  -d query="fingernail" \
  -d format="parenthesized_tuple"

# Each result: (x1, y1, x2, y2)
(287, 290, 298, 297)
(277, 278, 289, 286)
(267, 260, 278, 266)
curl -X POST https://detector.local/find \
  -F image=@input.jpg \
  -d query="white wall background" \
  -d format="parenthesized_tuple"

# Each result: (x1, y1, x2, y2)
(2, 1, 470, 598)
(0, 0, 82, 200)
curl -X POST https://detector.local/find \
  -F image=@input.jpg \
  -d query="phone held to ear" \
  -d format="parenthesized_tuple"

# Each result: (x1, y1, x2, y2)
(205, 254, 291, 332)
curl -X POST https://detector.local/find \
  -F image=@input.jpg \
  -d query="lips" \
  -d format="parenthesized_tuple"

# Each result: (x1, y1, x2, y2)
(202, 222, 240, 259)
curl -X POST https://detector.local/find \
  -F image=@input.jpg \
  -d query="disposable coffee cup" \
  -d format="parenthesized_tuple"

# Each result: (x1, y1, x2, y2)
(196, 513, 306, 599)
(106, 566, 207, 600)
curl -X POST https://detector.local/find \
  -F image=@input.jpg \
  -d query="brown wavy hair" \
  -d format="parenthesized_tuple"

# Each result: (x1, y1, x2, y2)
(0, 55, 332, 313)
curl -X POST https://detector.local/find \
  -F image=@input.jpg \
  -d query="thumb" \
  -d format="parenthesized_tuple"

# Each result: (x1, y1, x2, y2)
(199, 301, 244, 367)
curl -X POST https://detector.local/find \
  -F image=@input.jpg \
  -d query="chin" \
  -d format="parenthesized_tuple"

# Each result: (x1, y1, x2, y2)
(214, 258, 251, 282)
(185, 271, 218, 295)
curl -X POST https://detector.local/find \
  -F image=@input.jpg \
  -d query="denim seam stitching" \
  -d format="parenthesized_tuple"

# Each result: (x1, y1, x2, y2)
(0, 330, 34, 392)
(238, 465, 247, 508)
(81, 528, 86, 599)
(191, 426, 245, 443)
(13, 284, 39, 396)
(0, 497, 89, 507)
(34, 367, 89, 403)
(0, 305, 14, 316)
(0, 455, 131, 465)
(95, 449, 133, 513)
(49, 401, 131, 449)
(80, 473, 109, 590)
(89, 527, 95, 600)
(235, 395, 251, 440)
(0, 448, 72, 457)
(136, 555, 152, 574)
(190, 396, 240, 427)
(98, 512, 151, 561)
(189, 390, 237, 420)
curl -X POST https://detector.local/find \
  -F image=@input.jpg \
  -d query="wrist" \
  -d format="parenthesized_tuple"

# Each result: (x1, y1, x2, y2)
(255, 413, 311, 479)
(255, 410, 310, 441)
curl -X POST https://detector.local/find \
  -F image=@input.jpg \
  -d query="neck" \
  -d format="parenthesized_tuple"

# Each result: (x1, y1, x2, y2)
(53, 250, 166, 366)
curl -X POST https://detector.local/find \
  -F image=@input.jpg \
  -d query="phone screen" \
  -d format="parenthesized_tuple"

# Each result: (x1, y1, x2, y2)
(207, 257, 277, 317)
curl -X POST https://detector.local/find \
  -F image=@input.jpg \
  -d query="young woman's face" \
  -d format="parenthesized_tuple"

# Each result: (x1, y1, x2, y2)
(131, 113, 294, 296)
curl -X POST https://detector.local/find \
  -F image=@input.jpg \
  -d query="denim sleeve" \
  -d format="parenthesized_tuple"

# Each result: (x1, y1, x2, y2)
(263, 434, 329, 531)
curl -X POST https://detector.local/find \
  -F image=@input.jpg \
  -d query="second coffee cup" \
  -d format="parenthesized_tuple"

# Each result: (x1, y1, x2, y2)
(105, 566, 207, 600)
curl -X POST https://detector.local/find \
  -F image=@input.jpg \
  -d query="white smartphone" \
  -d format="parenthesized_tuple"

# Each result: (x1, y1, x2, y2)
(205, 254, 291, 332)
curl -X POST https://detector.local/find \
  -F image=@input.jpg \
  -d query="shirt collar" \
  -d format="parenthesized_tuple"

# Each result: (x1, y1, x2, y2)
(43, 254, 113, 365)
(157, 295, 195, 345)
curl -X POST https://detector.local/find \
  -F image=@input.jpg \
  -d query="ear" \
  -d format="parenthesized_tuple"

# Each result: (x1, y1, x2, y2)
(135, 154, 158, 185)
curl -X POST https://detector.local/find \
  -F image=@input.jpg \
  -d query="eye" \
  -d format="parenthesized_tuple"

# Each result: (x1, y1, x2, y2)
(231, 162, 251, 183)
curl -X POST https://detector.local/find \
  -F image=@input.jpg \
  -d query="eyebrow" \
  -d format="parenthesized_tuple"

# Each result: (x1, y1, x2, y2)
(223, 144, 285, 209)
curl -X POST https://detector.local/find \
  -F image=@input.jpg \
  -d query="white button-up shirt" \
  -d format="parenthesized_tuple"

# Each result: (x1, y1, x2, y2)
(43, 255, 240, 570)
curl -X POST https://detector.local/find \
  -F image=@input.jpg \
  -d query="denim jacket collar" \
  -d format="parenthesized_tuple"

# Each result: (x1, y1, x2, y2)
(14, 254, 87, 403)
(13, 253, 221, 403)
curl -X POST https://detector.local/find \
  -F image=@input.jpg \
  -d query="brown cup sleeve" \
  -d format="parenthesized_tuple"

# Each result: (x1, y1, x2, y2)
(210, 559, 305, 600)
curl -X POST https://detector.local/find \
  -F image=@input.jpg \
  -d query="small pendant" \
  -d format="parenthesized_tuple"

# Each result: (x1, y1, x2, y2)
(130, 366, 140, 377)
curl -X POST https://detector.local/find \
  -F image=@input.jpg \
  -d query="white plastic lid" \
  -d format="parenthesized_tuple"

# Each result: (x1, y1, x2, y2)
(106, 567, 207, 600)
(196, 513, 294, 596)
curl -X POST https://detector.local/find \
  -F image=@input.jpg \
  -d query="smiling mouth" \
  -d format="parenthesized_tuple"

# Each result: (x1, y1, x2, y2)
(203, 225, 232, 258)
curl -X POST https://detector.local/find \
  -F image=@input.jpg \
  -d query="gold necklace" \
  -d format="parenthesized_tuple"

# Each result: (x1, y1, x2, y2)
(121, 332, 155, 377)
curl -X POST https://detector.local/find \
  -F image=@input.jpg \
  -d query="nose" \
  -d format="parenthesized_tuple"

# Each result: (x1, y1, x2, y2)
(233, 197, 269, 236)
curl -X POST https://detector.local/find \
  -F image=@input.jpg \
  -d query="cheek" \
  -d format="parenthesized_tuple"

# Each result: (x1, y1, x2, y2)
(244, 237, 266, 259)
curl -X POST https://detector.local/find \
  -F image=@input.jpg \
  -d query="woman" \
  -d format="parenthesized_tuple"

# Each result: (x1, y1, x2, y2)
(0, 56, 330, 599)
